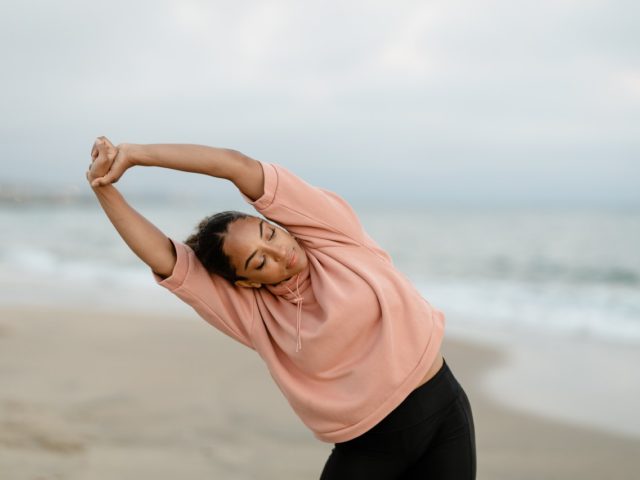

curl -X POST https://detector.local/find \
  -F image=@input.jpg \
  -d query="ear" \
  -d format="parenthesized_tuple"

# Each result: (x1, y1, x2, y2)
(235, 279, 262, 289)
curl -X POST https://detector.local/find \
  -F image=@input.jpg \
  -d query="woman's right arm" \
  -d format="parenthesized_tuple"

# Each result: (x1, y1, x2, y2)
(88, 138, 175, 278)
(91, 184, 177, 279)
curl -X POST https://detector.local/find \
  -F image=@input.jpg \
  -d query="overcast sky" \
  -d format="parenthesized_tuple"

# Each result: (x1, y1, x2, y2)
(1, 0, 638, 207)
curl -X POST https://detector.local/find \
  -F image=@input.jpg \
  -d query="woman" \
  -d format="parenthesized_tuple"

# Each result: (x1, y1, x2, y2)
(87, 136, 476, 479)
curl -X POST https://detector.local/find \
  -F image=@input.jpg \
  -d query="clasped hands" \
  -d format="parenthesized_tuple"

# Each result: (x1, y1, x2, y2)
(86, 136, 135, 188)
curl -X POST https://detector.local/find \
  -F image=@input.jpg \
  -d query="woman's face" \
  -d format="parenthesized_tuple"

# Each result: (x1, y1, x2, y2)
(223, 216, 308, 288)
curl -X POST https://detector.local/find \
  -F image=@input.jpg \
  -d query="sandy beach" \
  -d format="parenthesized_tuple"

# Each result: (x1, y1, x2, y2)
(1, 306, 638, 480)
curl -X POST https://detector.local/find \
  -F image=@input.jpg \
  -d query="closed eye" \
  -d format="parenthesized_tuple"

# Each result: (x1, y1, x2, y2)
(257, 229, 276, 269)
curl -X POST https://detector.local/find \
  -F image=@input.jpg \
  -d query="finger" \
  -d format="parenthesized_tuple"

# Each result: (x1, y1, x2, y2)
(95, 139, 109, 162)
(107, 144, 117, 161)
(99, 170, 117, 185)
(98, 136, 114, 151)
(92, 138, 104, 159)
(101, 138, 116, 160)
(91, 140, 99, 159)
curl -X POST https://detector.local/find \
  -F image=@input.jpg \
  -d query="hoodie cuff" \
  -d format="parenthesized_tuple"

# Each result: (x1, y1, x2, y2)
(241, 161, 278, 211)
(152, 238, 190, 291)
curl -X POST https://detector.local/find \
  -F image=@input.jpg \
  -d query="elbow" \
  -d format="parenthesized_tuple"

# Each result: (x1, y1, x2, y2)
(230, 155, 265, 201)
(152, 238, 177, 279)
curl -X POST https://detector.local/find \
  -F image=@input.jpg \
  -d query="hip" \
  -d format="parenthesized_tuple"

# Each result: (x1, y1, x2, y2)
(322, 357, 476, 478)
(415, 349, 444, 390)
(335, 355, 467, 445)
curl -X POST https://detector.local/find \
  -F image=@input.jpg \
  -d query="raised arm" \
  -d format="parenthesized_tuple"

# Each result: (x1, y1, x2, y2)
(88, 138, 176, 278)
(90, 138, 265, 201)
(90, 184, 177, 278)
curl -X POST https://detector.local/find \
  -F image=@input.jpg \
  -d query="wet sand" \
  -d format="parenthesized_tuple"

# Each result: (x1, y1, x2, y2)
(0, 306, 638, 479)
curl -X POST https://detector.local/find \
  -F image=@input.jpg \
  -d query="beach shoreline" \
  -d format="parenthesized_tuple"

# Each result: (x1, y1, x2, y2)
(1, 305, 638, 479)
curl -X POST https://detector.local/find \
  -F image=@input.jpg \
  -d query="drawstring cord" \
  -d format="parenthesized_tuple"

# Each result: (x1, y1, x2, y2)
(285, 274, 303, 352)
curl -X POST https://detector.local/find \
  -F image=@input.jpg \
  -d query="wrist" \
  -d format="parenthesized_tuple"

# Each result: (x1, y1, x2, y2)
(120, 143, 149, 167)
(90, 181, 116, 193)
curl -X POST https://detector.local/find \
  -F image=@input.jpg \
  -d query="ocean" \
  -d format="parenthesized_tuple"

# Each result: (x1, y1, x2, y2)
(2, 197, 639, 346)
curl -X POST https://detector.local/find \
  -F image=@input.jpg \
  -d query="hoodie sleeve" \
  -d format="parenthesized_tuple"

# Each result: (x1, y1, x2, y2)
(242, 161, 381, 250)
(152, 238, 256, 350)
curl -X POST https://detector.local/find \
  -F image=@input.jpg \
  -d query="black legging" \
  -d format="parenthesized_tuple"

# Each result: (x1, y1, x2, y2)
(319, 357, 476, 479)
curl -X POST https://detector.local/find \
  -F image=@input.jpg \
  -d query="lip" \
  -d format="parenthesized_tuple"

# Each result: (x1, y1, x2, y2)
(287, 249, 297, 269)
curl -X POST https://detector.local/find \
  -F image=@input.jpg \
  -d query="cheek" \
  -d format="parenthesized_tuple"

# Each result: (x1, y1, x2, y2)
(267, 262, 282, 275)
(266, 261, 284, 278)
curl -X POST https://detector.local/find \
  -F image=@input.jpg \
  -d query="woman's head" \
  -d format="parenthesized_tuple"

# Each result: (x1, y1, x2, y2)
(185, 211, 308, 288)
(185, 211, 249, 284)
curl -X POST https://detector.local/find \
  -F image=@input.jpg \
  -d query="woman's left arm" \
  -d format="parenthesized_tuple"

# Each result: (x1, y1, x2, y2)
(90, 139, 265, 201)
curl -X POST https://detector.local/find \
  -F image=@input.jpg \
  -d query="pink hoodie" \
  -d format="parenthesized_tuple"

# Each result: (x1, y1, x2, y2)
(153, 161, 446, 443)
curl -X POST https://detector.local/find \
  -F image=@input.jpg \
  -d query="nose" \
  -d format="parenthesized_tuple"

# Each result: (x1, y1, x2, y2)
(264, 243, 287, 261)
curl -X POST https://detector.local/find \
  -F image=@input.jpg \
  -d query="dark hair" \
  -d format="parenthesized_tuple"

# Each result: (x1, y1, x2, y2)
(184, 210, 251, 283)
